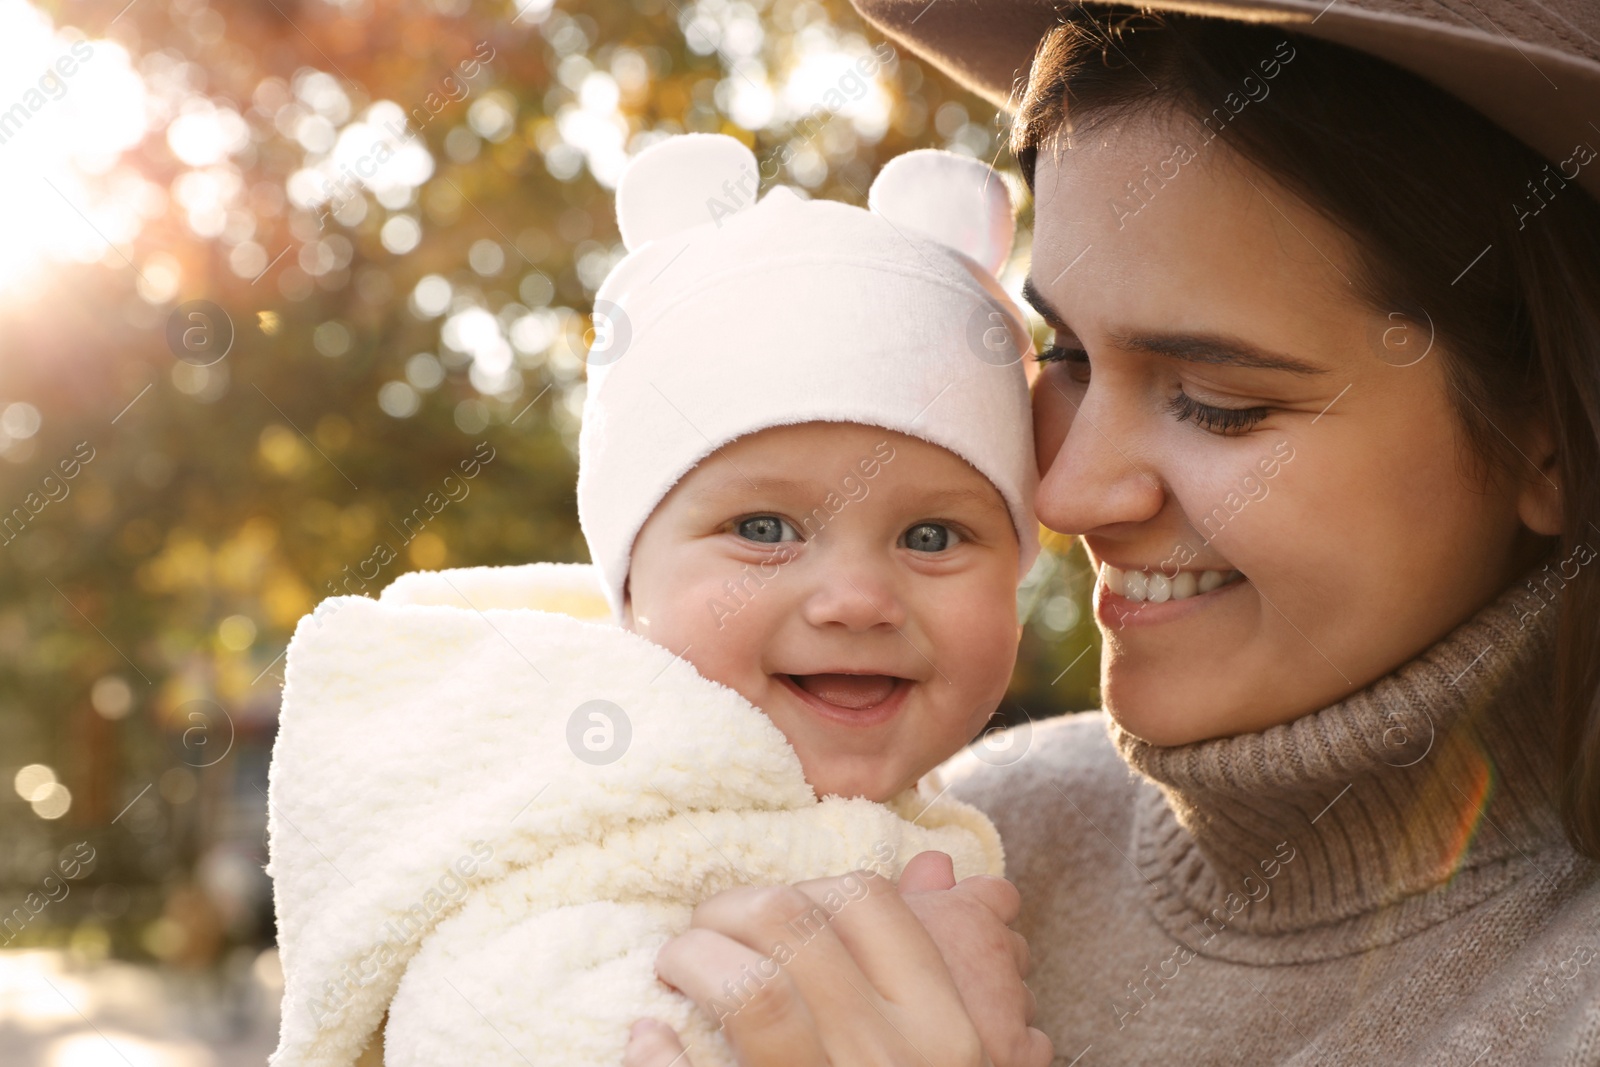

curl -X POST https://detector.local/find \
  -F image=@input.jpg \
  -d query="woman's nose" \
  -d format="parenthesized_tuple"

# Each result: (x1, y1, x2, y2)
(1033, 377, 1166, 536)
(799, 558, 909, 632)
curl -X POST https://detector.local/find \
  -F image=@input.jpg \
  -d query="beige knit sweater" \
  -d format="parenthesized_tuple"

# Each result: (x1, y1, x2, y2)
(935, 574, 1600, 1064)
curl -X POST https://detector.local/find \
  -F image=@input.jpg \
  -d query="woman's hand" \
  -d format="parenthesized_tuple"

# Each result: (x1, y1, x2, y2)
(623, 863, 988, 1067)
(897, 852, 1053, 1067)
(623, 852, 1051, 1067)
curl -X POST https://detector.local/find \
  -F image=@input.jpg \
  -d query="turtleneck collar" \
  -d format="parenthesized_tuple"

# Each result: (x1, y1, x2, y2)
(1113, 563, 1585, 963)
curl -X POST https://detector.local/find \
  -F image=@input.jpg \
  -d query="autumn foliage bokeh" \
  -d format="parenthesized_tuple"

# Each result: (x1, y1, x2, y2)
(0, 0, 1097, 967)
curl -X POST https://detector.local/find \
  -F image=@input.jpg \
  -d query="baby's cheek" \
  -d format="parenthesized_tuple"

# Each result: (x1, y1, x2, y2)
(636, 577, 719, 644)
(961, 595, 1023, 681)
(673, 610, 775, 702)
(936, 601, 1021, 730)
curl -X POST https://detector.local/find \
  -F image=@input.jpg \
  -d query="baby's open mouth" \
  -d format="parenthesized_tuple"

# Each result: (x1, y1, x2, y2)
(786, 673, 906, 710)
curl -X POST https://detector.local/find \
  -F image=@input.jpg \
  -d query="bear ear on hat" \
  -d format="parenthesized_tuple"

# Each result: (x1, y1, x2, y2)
(614, 133, 761, 251)
(867, 149, 1014, 275)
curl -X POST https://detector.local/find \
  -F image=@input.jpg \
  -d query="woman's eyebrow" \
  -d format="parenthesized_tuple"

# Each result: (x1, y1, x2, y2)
(1020, 275, 1326, 376)
(1021, 276, 1069, 329)
(1104, 330, 1329, 375)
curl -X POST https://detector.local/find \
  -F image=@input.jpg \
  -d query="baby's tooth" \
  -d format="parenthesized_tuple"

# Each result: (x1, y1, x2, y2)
(1146, 573, 1171, 603)
(1102, 563, 1126, 596)
(1124, 569, 1148, 602)
(1197, 570, 1225, 593)
(1172, 571, 1198, 599)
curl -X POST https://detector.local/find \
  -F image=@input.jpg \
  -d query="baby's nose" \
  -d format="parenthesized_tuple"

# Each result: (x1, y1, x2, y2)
(798, 564, 908, 632)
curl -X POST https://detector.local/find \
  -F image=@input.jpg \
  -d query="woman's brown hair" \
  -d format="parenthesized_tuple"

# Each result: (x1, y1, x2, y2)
(1011, 4, 1600, 858)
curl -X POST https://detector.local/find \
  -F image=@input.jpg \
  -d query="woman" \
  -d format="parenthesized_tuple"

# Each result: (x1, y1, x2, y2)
(626, 2, 1600, 1064)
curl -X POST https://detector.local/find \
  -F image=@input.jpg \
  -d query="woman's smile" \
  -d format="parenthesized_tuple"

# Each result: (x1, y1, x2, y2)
(1093, 560, 1249, 630)
(1097, 562, 1245, 602)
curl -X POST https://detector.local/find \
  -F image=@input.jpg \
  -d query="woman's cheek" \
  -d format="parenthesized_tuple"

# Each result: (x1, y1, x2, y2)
(1166, 435, 1299, 558)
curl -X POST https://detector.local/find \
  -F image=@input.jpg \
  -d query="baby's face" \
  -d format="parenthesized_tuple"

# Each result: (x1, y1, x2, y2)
(623, 421, 1023, 802)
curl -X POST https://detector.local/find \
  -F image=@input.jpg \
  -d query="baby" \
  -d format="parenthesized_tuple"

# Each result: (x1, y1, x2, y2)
(267, 133, 1041, 1067)
(580, 133, 1042, 807)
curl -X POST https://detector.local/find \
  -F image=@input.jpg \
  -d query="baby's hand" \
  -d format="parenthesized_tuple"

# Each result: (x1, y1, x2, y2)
(898, 851, 1053, 1067)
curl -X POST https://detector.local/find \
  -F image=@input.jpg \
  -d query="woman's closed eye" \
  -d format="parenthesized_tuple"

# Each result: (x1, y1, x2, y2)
(1038, 342, 1272, 436)
(1036, 343, 1090, 385)
(902, 522, 962, 552)
(1167, 388, 1271, 436)
(734, 514, 802, 544)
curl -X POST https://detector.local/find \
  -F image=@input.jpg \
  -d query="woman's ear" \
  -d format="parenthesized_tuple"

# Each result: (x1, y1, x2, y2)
(1515, 413, 1563, 536)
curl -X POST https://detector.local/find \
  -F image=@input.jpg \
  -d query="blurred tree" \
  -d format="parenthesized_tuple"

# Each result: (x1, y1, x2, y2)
(0, 0, 1098, 956)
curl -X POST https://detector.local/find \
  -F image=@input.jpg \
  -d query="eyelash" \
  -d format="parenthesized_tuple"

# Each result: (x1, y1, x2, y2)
(1166, 389, 1271, 436)
(1037, 344, 1271, 436)
(1035, 343, 1084, 367)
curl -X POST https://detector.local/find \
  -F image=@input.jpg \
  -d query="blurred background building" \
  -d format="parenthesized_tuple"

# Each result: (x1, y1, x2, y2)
(0, 0, 1098, 1059)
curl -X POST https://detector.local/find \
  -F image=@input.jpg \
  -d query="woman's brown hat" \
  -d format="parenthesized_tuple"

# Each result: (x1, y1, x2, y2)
(848, 0, 1600, 199)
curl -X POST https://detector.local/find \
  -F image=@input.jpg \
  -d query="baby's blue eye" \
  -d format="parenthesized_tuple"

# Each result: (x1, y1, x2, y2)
(736, 515, 800, 543)
(903, 523, 959, 552)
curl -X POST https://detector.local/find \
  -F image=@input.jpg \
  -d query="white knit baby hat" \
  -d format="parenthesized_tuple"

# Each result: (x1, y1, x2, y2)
(576, 133, 1040, 621)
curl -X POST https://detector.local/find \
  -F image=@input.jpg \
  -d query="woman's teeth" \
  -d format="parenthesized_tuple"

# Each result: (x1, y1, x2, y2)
(1100, 563, 1241, 603)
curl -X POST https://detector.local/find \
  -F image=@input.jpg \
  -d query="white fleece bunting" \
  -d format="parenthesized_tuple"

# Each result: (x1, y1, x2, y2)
(266, 562, 1005, 1066)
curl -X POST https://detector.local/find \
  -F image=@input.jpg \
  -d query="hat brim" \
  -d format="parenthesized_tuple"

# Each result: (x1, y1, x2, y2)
(851, 0, 1600, 202)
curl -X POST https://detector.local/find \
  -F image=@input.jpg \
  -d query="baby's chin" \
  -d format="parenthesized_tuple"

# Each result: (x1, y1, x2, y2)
(797, 756, 920, 804)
